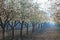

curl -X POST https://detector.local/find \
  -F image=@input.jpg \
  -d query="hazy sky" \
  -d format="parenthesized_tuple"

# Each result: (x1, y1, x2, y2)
(33, 0, 60, 14)
(33, 0, 60, 23)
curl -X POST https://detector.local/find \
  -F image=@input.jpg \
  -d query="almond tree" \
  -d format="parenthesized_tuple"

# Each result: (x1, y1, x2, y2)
(0, 0, 19, 40)
(4, 0, 40, 40)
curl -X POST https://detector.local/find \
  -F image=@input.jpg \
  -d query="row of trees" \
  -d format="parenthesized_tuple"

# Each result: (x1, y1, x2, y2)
(0, 0, 40, 40)
(0, 0, 58, 40)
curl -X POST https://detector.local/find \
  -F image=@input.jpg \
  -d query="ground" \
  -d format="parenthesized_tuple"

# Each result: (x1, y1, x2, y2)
(0, 26, 60, 40)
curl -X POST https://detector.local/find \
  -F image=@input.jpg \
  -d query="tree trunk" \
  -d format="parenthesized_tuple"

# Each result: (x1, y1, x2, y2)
(41, 23, 42, 29)
(2, 28, 5, 40)
(32, 23, 35, 33)
(26, 24, 28, 35)
(11, 27, 14, 40)
(20, 21, 24, 40)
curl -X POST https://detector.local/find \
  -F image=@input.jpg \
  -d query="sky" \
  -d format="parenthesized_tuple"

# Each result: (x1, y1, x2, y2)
(33, 0, 53, 18)
(33, 0, 60, 13)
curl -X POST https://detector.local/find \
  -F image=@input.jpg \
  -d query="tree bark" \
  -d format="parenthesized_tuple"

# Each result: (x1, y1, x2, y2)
(0, 17, 5, 40)
(2, 28, 5, 40)
(20, 21, 24, 40)
(11, 27, 14, 40)
(32, 23, 35, 33)
(26, 23, 28, 35)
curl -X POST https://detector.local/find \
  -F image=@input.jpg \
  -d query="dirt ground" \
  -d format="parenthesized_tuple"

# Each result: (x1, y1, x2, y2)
(0, 26, 60, 40)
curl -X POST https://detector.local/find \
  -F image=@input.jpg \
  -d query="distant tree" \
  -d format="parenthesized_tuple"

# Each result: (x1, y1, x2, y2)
(30, 13, 40, 33)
